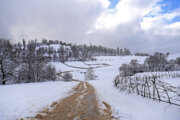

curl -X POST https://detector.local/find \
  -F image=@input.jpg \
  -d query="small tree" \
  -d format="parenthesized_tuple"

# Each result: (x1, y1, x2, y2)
(63, 73, 73, 82)
(85, 67, 96, 80)
(43, 65, 57, 81)
(176, 57, 180, 65)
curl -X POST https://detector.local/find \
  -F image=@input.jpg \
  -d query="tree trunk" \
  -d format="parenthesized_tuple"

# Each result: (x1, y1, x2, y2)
(0, 60, 6, 85)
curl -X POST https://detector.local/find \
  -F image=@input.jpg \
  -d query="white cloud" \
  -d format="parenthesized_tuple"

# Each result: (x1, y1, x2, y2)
(98, 0, 110, 8)
(141, 6, 180, 32)
(93, 0, 159, 30)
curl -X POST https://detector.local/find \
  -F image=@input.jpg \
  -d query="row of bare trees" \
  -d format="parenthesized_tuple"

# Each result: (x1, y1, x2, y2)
(119, 53, 180, 78)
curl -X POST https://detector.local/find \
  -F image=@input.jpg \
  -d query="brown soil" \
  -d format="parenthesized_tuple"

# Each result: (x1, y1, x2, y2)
(32, 82, 116, 120)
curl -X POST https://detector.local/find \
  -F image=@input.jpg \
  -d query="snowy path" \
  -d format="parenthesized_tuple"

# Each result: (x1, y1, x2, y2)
(33, 82, 116, 120)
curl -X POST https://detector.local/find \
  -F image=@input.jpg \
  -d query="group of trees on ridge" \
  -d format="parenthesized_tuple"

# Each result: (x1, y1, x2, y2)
(119, 52, 180, 77)
(0, 38, 131, 85)
(115, 53, 180, 106)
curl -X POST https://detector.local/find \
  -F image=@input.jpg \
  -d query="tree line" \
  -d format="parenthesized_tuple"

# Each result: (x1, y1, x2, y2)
(0, 38, 131, 85)
(119, 52, 180, 77)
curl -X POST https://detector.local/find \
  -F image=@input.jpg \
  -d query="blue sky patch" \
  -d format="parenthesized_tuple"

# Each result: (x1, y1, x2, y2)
(108, 0, 120, 9)
(144, 0, 180, 24)
(157, 0, 180, 13)
(159, 0, 180, 23)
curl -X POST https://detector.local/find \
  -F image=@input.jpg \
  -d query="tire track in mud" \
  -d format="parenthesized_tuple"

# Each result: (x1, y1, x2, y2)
(33, 82, 116, 120)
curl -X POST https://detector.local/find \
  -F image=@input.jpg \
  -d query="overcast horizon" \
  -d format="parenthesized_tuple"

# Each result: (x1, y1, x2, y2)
(0, 0, 180, 54)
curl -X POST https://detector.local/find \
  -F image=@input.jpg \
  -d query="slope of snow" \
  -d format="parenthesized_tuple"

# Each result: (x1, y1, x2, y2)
(1, 55, 180, 120)
(0, 81, 78, 120)
(88, 56, 180, 120)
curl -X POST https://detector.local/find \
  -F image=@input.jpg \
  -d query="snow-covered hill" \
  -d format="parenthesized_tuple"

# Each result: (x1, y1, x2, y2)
(0, 55, 180, 120)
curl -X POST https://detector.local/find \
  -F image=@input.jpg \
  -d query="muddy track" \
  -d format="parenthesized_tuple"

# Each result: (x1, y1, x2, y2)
(33, 82, 115, 120)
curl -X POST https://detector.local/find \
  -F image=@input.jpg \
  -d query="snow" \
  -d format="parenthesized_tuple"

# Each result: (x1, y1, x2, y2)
(50, 62, 77, 71)
(50, 62, 86, 81)
(1, 55, 180, 120)
(92, 55, 146, 66)
(168, 53, 180, 60)
(88, 56, 180, 120)
(91, 80, 180, 120)
(0, 81, 78, 120)
(65, 61, 89, 68)
(51, 55, 180, 120)
(163, 77, 180, 87)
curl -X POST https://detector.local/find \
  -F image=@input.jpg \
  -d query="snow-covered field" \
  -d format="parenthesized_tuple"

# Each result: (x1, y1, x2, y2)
(168, 53, 180, 60)
(89, 64, 180, 120)
(0, 81, 78, 120)
(89, 56, 180, 120)
(68, 55, 180, 120)
(0, 55, 180, 120)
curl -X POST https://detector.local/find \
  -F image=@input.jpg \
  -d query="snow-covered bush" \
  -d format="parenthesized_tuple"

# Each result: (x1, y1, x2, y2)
(43, 65, 57, 81)
(62, 73, 73, 82)
(177, 86, 180, 96)
(119, 59, 143, 77)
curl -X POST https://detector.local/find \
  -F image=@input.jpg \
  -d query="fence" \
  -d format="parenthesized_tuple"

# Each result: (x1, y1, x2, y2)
(114, 72, 180, 106)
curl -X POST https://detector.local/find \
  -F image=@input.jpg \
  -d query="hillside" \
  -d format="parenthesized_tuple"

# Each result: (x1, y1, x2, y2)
(1, 55, 180, 120)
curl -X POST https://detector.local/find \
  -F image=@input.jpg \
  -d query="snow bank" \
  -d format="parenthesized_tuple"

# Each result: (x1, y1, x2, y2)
(0, 81, 78, 120)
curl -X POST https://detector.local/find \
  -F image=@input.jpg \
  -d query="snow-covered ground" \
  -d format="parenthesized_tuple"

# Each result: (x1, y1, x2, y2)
(88, 56, 180, 120)
(0, 81, 78, 120)
(60, 55, 180, 120)
(168, 53, 180, 60)
(0, 55, 180, 120)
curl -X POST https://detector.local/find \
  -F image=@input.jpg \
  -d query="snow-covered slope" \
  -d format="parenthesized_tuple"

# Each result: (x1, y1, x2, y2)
(88, 56, 180, 120)
(0, 81, 78, 120)
(1, 55, 180, 120)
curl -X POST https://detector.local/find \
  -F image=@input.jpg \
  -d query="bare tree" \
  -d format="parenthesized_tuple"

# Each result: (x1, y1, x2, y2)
(85, 67, 96, 80)
(0, 39, 16, 85)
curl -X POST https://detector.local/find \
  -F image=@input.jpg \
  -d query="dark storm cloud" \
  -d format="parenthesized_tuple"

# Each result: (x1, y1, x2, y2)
(0, 0, 105, 43)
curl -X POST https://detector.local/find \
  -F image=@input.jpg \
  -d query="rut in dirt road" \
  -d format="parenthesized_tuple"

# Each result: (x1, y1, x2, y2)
(34, 82, 116, 120)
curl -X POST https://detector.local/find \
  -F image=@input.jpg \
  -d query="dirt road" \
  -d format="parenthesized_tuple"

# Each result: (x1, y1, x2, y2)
(33, 82, 115, 120)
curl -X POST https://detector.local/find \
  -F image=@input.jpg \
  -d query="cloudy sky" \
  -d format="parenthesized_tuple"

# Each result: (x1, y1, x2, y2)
(0, 0, 180, 53)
